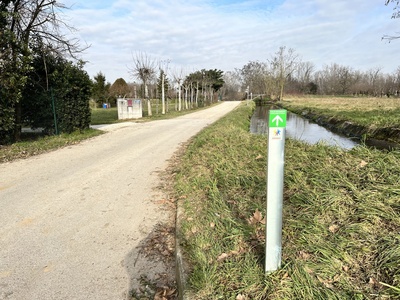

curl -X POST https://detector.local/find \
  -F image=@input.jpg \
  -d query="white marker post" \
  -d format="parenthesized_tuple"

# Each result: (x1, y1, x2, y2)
(265, 109, 287, 273)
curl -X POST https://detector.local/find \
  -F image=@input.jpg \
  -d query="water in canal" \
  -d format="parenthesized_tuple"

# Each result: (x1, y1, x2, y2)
(250, 106, 359, 150)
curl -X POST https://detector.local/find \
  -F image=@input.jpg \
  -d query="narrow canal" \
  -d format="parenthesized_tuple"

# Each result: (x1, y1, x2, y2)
(250, 106, 358, 150)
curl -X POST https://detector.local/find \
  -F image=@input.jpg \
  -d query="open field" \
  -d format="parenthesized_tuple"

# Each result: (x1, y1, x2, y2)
(174, 102, 400, 299)
(90, 107, 119, 125)
(284, 96, 400, 111)
(282, 96, 400, 128)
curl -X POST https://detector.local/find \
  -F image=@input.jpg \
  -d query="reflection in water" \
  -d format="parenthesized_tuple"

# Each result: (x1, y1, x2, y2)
(250, 106, 358, 150)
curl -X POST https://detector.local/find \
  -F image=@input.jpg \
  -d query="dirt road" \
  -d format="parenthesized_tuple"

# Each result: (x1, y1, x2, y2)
(0, 101, 241, 300)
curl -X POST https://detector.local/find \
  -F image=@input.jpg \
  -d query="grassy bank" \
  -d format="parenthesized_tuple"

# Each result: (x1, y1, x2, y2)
(174, 102, 400, 299)
(0, 129, 103, 163)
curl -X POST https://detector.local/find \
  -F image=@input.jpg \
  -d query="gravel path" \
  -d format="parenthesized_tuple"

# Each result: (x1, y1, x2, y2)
(0, 101, 241, 300)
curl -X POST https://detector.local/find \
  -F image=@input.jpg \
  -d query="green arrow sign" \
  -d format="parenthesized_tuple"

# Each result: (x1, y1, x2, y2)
(269, 110, 287, 128)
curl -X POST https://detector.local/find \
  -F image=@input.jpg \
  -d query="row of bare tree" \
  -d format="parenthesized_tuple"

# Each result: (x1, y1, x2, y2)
(220, 47, 400, 101)
(92, 53, 225, 114)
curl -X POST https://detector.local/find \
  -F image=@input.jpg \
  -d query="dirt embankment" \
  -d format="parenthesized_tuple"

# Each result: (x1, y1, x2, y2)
(293, 109, 400, 150)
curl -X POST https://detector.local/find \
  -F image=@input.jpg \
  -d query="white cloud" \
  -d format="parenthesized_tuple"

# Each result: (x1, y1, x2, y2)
(62, 0, 399, 83)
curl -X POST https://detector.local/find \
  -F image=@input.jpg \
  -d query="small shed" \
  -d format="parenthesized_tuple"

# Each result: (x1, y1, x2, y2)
(117, 98, 142, 120)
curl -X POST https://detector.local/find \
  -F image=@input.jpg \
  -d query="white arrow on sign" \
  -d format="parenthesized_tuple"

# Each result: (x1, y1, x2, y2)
(272, 115, 283, 127)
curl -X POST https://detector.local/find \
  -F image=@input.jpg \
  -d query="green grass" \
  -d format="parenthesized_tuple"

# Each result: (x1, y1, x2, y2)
(90, 100, 214, 125)
(0, 129, 103, 163)
(90, 107, 119, 125)
(173, 102, 400, 299)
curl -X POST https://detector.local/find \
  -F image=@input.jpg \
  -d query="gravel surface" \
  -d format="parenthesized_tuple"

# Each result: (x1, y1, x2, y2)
(0, 101, 241, 300)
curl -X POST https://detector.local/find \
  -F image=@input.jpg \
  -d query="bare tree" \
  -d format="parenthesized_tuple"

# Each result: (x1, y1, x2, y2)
(393, 66, 400, 96)
(158, 60, 170, 115)
(6, 1, 85, 57)
(185, 76, 194, 109)
(312, 63, 354, 95)
(294, 61, 315, 94)
(269, 46, 299, 101)
(238, 61, 269, 97)
(349, 70, 364, 95)
(129, 52, 156, 116)
(367, 67, 383, 96)
(171, 67, 185, 111)
(336, 65, 354, 95)
(221, 71, 242, 100)
(182, 78, 190, 110)
(384, 0, 400, 41)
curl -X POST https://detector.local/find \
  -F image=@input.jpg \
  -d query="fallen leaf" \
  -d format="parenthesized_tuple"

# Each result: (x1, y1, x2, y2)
(217, 253, 229, 262)
(155, 287, 177, 300)
(248, 209, 265, 225)
(164, 288, 176, 296)
(236, 294, 248, 300)
(304, 266, 313, 274)
(369, 277, 379, 286)
(156, 199, 168, 205)
(255, 154, 263, 160)
(358, 160, 368, 168)
(333, 274, 340, 282)
(329, 224, 339, 233)
(280, 272, 290, 284)
(298, 251, 310, 260)
(317, 275, 334, 288)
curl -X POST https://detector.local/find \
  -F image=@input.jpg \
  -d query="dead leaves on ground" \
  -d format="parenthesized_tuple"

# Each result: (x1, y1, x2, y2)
(217, 252, 230, 262)
(130, 275, 177, 300)
(154, 287, 177, 300)
(247, 209, 265, 225)
(140, 224, 175, 262)
(298, 250, 311, 260)
(328, 223, 340, 234)
(216, 248, 246, 263)
(357, 160, 368, 169)
(316, 274, 341, 289)
(155, 197, 176, 208)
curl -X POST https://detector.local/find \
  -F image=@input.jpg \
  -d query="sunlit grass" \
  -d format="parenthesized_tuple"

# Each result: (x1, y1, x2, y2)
(0, 129, 103, 163)
(282, 96, 400, 127)
(174, 102, 400, 299)
(284, 96, 400, 111)
(90, 100, 218, 124)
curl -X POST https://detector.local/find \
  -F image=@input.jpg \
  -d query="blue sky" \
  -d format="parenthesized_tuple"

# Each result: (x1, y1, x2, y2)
(63, 0, 399, 83)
